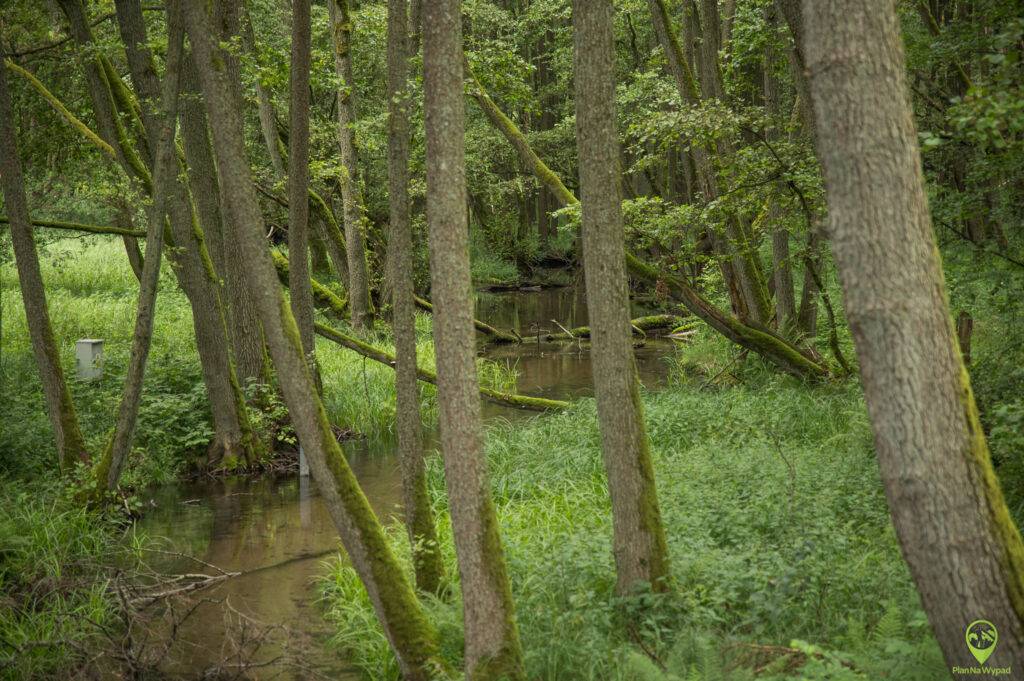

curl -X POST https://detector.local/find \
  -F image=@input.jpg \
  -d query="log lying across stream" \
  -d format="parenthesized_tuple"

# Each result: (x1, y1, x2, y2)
(539, 314, 689, 342)
(313, 322, 569, 412)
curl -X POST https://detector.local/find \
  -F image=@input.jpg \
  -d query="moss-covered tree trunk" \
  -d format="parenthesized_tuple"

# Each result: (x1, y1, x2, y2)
(288, 0, 316, 367)
(101, 8, 184, 491)
(763, 6, 795, 331)
(804, 0, 1024, 667)
(329, 0, 373, 331)
(423, 2, 526, 678)
(183, 3, 446, 677)
(386, 0, 445, 596)
(0, 44, 89, 473)
(572, 0, 671, 595)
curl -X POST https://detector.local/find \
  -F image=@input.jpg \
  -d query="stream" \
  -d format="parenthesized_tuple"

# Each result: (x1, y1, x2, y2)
(135, 285, 679, 679)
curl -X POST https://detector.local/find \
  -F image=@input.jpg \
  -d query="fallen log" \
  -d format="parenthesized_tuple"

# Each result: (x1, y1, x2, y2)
(270, 249, 349, 318)
(413, 295, 520, 344)
(314, 321, 568, 412)
(539, 314, 686, 342)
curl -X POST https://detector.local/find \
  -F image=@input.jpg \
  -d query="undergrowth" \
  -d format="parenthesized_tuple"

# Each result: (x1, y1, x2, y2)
(318, 376, 948, 680)
(0, 480, 141, 680)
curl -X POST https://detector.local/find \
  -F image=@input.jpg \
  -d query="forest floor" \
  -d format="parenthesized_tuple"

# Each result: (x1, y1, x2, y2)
(2, 237, 1021, 679)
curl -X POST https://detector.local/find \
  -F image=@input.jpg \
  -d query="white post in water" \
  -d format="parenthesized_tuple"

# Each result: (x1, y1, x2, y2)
(75, 339, 104, 380)
(299, 445, 309, 477)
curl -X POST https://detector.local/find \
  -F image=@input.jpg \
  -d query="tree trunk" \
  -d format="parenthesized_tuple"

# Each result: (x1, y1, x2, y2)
(240, 0, 287, 178)
(0, 44, 89, 473)
(387, 0, 445, 595)
(572, 0, 671, 595)
(183, 3, 446, 678)
(288, 0, 316, 366)
(763, 5, 795, 331)
(328, 0, 373, 331)
(116, 205, 145, 283)
(647, 0, 771, 325)
(99, 8, 184, 491)
(423, 2, 526, 678)
(804, 0, 1024, 667)
(180, 53, 268, 386)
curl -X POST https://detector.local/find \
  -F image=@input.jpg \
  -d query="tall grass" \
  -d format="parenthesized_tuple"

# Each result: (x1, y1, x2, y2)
(0, 480, 142, 680)
(319, 377, 947, 680)
(1, 237, 518, 480)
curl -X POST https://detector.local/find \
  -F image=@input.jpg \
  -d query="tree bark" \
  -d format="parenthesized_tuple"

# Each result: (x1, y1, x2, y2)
(288, 0, 316, 368)
(0, 44, 89, 473)
(328, 0, 373, 331)
(180, 53, 268, 386)
(572, 0, 671, 595)
(804, 0, 1024, 667)
(99, 6, 184, 491)
(183, 3, 446, 677)
(764, 5, 795, 331)
(423, 2, 526, 678)
(387, 0, 444, 596)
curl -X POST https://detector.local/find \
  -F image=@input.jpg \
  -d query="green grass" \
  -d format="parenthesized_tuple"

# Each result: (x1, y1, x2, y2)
(0, 237, 518, 480)
(319, 375, 947, 680)
(0, 480, 143, 680)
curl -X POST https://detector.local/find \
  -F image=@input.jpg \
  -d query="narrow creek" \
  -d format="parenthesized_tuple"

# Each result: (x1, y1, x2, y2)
(135, 285, 679, 679)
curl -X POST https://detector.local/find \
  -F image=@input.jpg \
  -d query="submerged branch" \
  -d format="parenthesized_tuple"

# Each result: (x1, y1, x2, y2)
(413, 295, 520, 344)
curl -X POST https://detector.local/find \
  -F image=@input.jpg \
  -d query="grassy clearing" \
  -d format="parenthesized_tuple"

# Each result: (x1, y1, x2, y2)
(0, 238, 516, 481)
(319, 374, 948, 680)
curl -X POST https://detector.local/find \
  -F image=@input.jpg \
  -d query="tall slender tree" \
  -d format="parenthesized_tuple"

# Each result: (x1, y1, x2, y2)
(0, 38, 88, 473)
(100, 4, 185, 491)
(423, 1, 526, 678)
(572, 0, 671, 595)
(182, 2, 445, 677)
(763, 4, 795, 332)
(387, 0, 444, 596)
(803, 0, 1024, 667)
(288, 0, 315, 366)
(329, 0, 373, 331)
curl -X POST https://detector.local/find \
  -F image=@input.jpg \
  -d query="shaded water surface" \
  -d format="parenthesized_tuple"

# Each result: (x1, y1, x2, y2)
(136, 286, 678, 678)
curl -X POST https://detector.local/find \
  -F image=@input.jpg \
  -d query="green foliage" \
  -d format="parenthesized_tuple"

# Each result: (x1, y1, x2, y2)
(0, 480, 142, 680)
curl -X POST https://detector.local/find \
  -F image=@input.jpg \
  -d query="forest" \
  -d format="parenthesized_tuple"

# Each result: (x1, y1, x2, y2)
(1, 0, 1023, 678)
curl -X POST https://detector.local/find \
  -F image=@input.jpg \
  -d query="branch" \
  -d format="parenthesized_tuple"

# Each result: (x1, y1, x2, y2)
(5, 59, 118, 161)
(0, 216, 146, 238)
